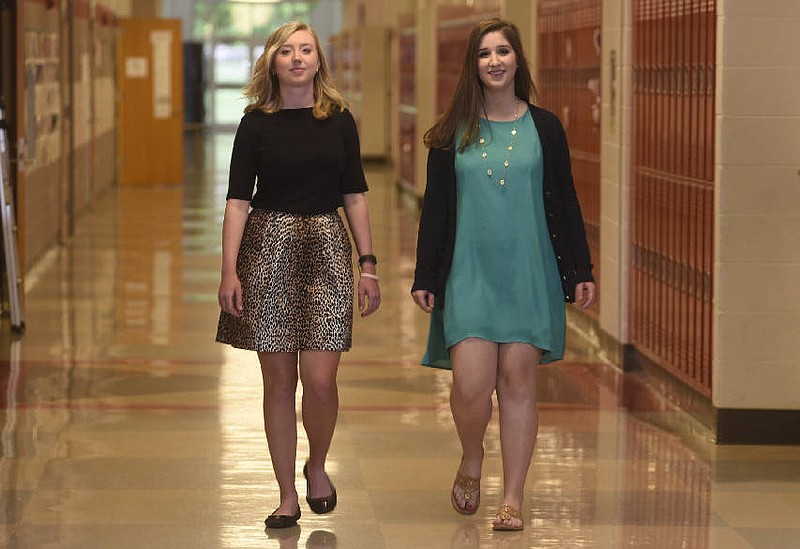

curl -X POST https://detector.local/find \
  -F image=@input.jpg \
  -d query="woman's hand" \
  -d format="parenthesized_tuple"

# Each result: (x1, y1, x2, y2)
(218, 272, 243, 317)
(574, 281, 596, 309)
(358, 276, 381, 317)
(411, 289, 435, 313)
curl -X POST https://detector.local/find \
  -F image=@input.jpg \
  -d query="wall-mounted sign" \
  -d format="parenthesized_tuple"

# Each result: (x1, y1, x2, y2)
(150, 30, 173, 120)
(125, 57, 148, 78)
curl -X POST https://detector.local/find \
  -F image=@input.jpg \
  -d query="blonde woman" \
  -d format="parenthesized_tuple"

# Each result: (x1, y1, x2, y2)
(216, 21, 380, 529)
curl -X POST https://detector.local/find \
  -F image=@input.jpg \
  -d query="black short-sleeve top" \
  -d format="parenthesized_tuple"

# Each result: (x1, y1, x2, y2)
(226, 107, 368, 214)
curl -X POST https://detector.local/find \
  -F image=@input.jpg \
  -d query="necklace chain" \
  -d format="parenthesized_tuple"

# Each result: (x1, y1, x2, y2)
(479, 99, 522, 187)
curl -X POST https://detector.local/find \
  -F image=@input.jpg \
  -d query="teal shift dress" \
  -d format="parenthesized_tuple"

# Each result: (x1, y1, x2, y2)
(422, 110, 566, 369)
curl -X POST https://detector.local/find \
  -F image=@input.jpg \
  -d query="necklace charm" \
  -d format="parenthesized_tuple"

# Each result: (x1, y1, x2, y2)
(479, 99, 522, 187)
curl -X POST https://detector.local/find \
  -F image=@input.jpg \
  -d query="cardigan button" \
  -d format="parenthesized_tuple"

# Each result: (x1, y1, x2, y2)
(557, 255, 562, 261)
(562, 275, 567, 281)
(550, 233, 557, 240)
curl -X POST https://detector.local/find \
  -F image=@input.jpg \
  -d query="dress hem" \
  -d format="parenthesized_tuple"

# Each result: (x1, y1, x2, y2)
(422, 334, 562, 371)
(215, 339, 351, 353)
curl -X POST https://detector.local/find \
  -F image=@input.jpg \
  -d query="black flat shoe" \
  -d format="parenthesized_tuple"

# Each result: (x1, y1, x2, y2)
(264, 506, 301, 529)
(303, 462, 337, 514)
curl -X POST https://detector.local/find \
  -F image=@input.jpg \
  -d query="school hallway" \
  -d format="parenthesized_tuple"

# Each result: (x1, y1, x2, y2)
(0, 130, 797, 549)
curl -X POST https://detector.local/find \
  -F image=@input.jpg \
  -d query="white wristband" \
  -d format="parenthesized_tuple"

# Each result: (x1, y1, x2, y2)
(360, 272, 379, 281)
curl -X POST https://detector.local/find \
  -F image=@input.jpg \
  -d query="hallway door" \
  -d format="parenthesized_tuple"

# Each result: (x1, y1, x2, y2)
(118, 18, 183, 185)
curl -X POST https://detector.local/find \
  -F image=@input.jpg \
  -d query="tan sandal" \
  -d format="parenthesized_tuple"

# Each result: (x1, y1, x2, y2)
(451, 469, 481, 515)
(492, 504, 523, 531)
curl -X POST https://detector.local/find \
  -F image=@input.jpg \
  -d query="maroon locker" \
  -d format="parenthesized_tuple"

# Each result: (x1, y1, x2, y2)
(398, 16, 417, 194)
(632, 0, 716, 397)
(537, 0, 602, 318)
(436, 5, 501, 117)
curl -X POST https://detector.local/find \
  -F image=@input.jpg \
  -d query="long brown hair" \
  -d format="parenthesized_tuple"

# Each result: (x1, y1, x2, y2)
(243, 21, 346, 119)
(424, 18, 537, 151)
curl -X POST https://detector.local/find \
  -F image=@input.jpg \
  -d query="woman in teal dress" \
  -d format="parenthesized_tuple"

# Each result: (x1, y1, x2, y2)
(411, 18, 595, 531)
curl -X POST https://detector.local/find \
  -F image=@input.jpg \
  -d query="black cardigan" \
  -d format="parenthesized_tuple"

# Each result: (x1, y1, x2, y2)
(411, 104, 594, 305)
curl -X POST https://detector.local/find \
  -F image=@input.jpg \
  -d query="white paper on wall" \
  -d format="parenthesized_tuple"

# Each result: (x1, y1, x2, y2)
(125, 57, 148, 78)
(150, 30, 173, 120)
(94, 77, 115, 135)
(74, 53, 91, 147)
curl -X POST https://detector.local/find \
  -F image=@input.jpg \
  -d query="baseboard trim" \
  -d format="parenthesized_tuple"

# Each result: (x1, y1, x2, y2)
(624, 347, 800, 445)
(623, 345, 716, 432)
(716, 408, 800, 445)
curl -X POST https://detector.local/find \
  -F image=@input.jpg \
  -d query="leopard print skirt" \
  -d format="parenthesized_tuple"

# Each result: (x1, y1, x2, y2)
(215, 209, 353, 352)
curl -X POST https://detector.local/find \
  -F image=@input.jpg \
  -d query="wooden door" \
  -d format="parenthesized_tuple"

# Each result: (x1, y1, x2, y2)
(118, 18, 183, 185)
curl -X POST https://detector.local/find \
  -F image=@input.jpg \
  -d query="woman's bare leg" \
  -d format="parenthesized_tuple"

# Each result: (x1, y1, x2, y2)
(298, 350, 340, 497)
(493, 343, 541, 529)
(259, 351, 300, 515)
(449, 338, 498, 511)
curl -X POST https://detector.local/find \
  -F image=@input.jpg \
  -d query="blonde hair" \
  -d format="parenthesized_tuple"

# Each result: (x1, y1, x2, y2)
(243, 21, 346, 119)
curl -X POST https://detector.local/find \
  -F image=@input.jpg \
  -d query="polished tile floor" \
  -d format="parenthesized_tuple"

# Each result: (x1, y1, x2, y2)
(1, 132, 799, 549)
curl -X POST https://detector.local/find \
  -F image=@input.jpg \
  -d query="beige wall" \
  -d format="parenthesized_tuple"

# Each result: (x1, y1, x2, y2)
(342, 0, 417, 27)
(96, 0, 158, 18)
(414, 1, 437, 194)
(713, 0, 800, 410)
(130, 0, 162, 18)
(503, 0, 535, 65)
(598, 0, 632, 345)
(104, 0, 133, 18)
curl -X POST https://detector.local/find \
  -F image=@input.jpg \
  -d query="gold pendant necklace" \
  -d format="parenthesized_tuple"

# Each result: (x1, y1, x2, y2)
(478, 99, 522, 187)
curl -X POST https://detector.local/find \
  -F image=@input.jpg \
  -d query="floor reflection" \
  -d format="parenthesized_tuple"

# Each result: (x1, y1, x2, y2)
(264, 527, 337, 549)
